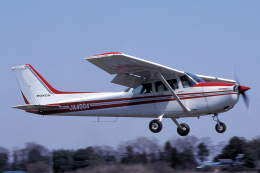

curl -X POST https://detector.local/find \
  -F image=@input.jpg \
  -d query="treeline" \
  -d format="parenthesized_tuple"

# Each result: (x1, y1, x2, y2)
(0, 136, 260, 173)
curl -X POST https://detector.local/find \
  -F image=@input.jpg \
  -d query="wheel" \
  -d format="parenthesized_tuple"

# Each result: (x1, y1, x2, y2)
(149, 119, 163, 133)
(177, 123, 190, 136)
(215, 122, 226, 133)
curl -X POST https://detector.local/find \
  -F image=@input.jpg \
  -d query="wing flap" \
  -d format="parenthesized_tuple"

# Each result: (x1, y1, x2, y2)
(12, 105, 69, 111)
(111, 73, 146, 88)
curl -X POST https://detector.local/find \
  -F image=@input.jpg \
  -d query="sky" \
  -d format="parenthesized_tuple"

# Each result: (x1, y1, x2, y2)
(0, 1, 259, 151)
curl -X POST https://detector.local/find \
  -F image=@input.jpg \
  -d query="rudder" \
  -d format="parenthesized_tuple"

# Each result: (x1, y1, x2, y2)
(12, 65, 57, 105)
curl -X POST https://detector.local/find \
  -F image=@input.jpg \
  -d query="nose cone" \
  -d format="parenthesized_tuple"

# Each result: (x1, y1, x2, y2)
(239, 85, 251, 93)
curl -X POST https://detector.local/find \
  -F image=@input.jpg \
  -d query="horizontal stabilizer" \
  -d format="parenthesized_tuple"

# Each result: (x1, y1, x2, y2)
(12, 105, 69, 111)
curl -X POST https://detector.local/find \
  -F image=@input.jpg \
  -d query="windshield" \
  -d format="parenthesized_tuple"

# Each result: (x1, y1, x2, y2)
(180, 72, 205, 88)
(185, 72, 205, 83)
(124, 87, 131, 92)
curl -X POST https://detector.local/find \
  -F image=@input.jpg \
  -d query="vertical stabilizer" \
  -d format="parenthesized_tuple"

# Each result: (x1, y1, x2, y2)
(12, 65, 57, 105)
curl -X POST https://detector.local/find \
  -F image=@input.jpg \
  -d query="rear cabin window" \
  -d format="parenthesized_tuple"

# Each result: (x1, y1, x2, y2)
(132, 83, 153, 94)
(155, 79, 178, 92)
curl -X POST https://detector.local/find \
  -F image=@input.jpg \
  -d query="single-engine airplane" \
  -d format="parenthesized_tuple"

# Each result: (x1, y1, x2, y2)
(12, 52, 250, 136)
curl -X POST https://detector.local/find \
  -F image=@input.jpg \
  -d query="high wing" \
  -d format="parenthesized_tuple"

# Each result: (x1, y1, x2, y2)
(86, 52, 184, 88)
(86, 52, 236, 88)
(12, 105, 69, 111)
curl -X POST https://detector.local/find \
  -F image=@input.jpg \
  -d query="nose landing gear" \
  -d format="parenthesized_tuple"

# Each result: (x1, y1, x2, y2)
(213, 113, 226, 133)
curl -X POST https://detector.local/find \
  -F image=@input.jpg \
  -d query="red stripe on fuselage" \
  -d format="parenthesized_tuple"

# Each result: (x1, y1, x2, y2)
(192, 82, 235, 87)
(31, 91, 236, 115)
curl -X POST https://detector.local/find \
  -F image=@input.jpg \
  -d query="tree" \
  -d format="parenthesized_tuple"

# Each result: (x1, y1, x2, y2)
(173, 136, 199, 154)
(178, 148, 197, 170)
(93, 146, 116, 164)
(163, 141, 172, 164)
(215, 136, 246, 160)
(10, 142, 50, 171)
(121, 145, 134, 164)
(197, 142, 209, 163)
(28, 148, 42, 163)
(0, 153, 8, 173)
(73, 147, 101, 170)
(11, 150, 18, 171)
(243, 138, 260, 168)
(53, 149, 74, 173)
(170, 147, 179, 168)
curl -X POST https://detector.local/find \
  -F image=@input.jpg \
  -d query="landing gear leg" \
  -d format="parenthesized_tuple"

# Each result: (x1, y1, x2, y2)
(171, 118, 190, 136)
(213, 113, 226, 133)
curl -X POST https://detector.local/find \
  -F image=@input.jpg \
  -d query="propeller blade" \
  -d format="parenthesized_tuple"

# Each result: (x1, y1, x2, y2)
(241, 92, 250, 112)
(233, 70, 240, 85)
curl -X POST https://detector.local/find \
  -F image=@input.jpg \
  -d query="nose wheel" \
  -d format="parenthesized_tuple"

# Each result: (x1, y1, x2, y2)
(215, 122, 226, 133)
(149, 119, 163, 133)
(213, 114, 226, 133)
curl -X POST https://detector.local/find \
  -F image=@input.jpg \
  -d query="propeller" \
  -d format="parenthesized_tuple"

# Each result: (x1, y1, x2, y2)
(234, 71, 251, 111)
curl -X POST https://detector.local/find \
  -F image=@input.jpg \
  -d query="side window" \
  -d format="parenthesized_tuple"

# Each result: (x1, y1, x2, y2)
(155, 81, 167, 92)
(180, 76, 191, 88)
(132, 83, 152, 94)
(167, 79, 179, 90)
(155, 79, 178, 92)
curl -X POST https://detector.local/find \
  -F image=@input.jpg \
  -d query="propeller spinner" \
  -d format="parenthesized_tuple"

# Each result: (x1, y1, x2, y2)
(234, 73, 251, 111)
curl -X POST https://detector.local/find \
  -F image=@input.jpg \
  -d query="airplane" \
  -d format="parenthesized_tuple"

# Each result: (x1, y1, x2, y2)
(12, 52, 250, 136)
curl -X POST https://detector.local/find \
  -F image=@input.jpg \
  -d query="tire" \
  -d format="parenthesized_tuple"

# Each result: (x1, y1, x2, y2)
(215, 122, 226, 133)
(149, 119, 163, 133)
(177, 123, 190, 136)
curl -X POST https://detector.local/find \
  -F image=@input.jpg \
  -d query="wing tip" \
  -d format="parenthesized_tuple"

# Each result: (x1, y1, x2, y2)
(86, 52, 122, 59)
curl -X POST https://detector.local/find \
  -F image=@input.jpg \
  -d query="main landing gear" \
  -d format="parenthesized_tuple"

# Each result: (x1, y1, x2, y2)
(149, 119, 163, 133)
(148, 115, 190, 136)
(213, 113, 226, 133)
(172, 118, 190, 136)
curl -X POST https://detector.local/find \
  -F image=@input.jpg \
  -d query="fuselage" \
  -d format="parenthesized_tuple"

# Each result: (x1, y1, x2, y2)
(30, 81, 240, 119)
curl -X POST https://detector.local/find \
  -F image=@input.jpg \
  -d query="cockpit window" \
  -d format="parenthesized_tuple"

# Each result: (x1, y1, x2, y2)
(155, 79, 178, 92)
(124, 87, 131, 92)
(180, 76, 193, 88)
(186, 72, 205, 83)
(180, 72, 205, 88)
(133, 83, 152, 94)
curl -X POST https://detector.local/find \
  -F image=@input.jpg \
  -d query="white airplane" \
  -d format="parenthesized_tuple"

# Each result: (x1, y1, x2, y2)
(12, 52, 250, 136)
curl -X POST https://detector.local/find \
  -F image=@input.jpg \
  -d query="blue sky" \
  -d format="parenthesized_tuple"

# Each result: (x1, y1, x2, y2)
(0, 1, 259, 151)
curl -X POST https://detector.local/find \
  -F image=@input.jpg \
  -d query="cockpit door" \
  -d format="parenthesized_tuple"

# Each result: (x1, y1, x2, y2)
(126, 83, 157, 117)
(179, 75, 209, 114)
(155, 78, 184, 116)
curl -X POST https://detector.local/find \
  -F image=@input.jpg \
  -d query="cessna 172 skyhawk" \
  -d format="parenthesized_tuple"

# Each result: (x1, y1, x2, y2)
(12, 52, 250, 136)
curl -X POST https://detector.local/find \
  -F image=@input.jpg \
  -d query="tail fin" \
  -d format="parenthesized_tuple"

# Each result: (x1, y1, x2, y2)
(12, 64, 57, 105)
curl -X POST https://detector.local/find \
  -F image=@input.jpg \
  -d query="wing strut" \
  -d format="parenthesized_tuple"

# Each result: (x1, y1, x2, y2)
(156, 70, 190, 112)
